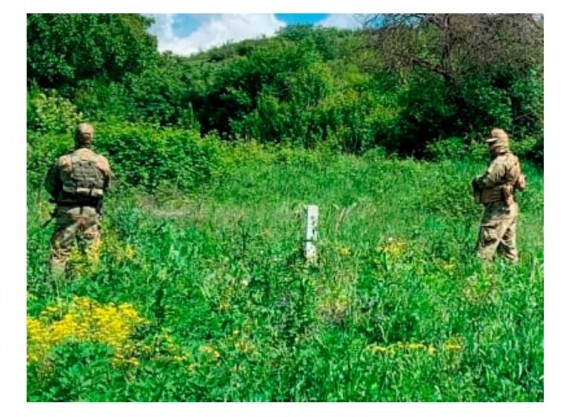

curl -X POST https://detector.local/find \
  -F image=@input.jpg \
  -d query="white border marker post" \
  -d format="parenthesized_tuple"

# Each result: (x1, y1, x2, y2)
(305, 205, 319, 263)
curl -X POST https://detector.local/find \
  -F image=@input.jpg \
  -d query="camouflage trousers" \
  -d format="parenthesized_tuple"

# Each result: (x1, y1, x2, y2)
(476, 202, 519, 262)
(50, 205, 101, 277)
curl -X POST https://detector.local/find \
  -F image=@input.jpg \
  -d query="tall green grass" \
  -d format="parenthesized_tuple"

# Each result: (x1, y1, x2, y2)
(26, 146, 543, 401)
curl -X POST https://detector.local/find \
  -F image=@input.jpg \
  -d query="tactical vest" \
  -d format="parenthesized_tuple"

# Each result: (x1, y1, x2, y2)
(58, 151, 106, 204)
(478, 153, 525, 205)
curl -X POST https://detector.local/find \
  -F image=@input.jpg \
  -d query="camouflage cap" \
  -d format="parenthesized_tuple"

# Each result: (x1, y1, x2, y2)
(485, 128, 509, 147)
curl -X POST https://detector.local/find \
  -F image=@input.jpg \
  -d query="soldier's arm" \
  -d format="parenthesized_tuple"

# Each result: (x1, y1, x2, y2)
(105, 165, 112, 191)
(44, 161, 61, 200)
(96, 156, 112, 191)
(475, 157, 506, 189)
(513, 158, 527, 191)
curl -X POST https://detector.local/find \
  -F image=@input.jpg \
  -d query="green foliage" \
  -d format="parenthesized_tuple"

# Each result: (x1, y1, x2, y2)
(27, 87, 84, 134)
(508, 66, 544, 138)
(391, 74, 459, 155)
(512, 136, 544, 167)
(424, 137, 491, 163)
(277, 25, 342, 60)
(196, 38, 324, 140)
(425, 137, 470, 161)
(27, 124, 223, 194)
(27, 342, 117, 401)
(27, 131, 72, 190)
(27, 146, 543, 401)
(458, 76, 513, 132)
(26, 16, 544, 400)
(93, 124, 223, 193)
(425, 135, 543, 169)
(27, 14, 158, 90)
(26, 14, 543, 163)
(72, 80, 135, 123)
(318, 78, 402, 154)
(126, 54, 202, 129)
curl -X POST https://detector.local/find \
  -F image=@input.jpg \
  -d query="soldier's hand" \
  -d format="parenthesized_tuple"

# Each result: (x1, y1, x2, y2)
(471, 176, 480, 190)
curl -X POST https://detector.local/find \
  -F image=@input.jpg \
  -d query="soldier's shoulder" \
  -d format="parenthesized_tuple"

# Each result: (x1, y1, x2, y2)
(493, 153, 517, 163)
(93, 152, 111, 173)
(95, 153, 111, 167)
(489, 154, 507, 165)
(56, 153, 72, 169)
(96, 153, 110, 163)
(486, 155, 508, 174)
(79, 148, 110, 164)
(503, 152, 520, 164)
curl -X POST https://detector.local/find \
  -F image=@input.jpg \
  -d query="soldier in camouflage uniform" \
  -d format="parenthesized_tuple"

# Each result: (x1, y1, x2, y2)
(472, 129, 526, 262)
(45, 123, 112, 276)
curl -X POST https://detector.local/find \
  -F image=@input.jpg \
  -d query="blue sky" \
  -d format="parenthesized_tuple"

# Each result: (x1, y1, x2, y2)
(276, 14, 332, 25)
(148, 14, 362, 56)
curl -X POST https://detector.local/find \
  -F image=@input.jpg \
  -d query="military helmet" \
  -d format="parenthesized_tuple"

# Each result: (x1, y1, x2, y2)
(75, 123, 94, 147)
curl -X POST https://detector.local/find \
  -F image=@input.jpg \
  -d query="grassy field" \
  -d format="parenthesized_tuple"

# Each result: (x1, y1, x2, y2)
(26, 146, 544, 401)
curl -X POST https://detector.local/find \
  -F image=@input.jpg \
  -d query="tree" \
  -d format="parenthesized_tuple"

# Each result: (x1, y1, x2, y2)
(360, 14, 543, 83)
(27, 14, 159, 90)
(357, 14, 543, 154)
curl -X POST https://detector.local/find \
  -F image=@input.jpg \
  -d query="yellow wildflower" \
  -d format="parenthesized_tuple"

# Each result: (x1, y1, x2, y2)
(443, 336, 464, 352)
(235, 339, 257, 356)
(27, 297, 146, 367)
(444, 343, 462, 351)
(407, 342, 426, 350)
(86, 239, 102, 264)
(123, 245, 137, 260)
(378, 237, 407, 257)
(337, 246, 351, 257)
(369, 345, 389, 354)
(187, 364, 198, 373)
(200, 345, 221, 361)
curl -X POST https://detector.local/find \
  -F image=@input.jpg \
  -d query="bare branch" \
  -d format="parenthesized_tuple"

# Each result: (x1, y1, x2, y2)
(361, 13, 543, 80)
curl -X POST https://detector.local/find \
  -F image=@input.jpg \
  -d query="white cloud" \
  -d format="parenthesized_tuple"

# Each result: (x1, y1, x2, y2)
(318, 14, 363, 30)
(147, 14, 177, 43)
(148, 14, 286, 56)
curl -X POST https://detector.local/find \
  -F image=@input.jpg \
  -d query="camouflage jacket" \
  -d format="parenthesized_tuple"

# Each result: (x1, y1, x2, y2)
(45, 147, 112, 206)
(473, 152, 525, 205)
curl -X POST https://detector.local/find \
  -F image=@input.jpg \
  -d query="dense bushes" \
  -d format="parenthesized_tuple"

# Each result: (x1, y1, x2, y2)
(95, 124, 222, 192)
(27, 14, 158, 90)
(27, 87, 84, 134)
(27, 124, 224, 193)
(27, 15, 543, 165)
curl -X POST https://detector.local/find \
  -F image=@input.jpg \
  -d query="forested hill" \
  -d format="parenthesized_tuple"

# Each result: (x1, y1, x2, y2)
(27, 14, 543, 163)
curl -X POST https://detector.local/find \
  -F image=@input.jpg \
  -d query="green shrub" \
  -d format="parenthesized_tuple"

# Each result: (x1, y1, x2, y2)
(425, 137, 470, 161)
(27, 131, 72, 189)
(512, 136, 544, 167)
(27, 88, 83, 134)
(95, 124, 223, 193)
(27, 123, 224, 194)
(425, 137, 492, 163)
